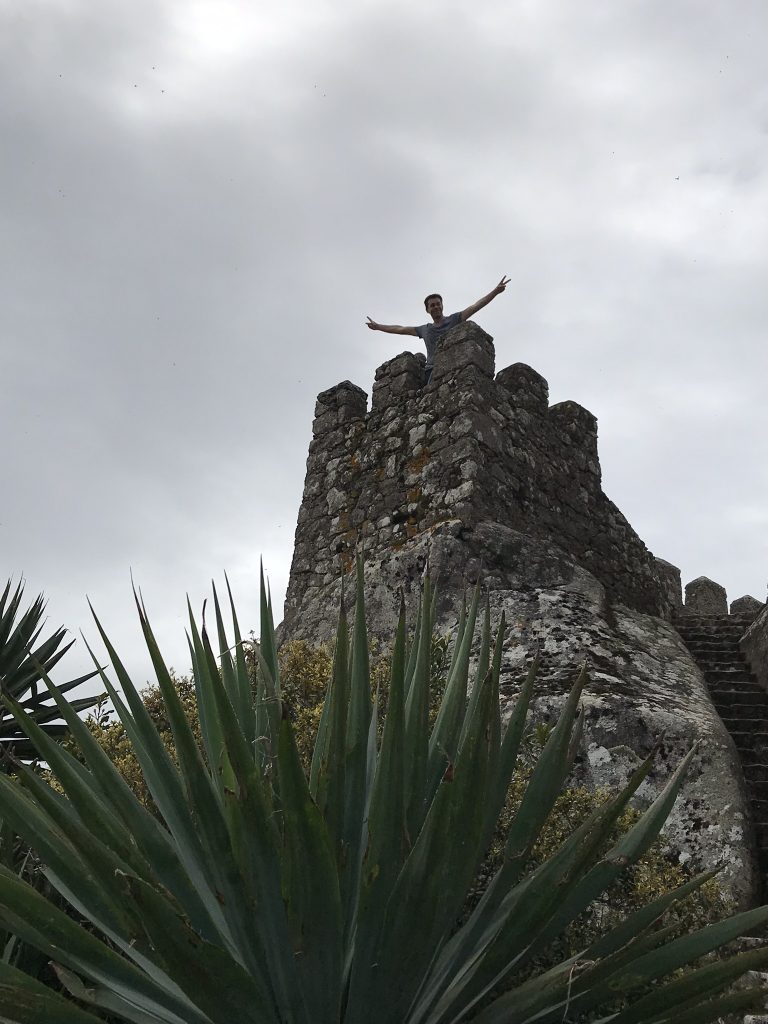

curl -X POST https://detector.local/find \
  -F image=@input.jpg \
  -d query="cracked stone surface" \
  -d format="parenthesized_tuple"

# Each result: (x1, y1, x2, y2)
(280, 522, 758, 909)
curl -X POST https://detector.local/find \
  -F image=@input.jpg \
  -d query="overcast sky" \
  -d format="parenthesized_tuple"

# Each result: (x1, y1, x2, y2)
(3, 0, 767, 689)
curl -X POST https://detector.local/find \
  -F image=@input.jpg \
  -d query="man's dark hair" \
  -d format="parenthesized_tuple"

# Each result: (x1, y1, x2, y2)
(424, 293, 442, 311)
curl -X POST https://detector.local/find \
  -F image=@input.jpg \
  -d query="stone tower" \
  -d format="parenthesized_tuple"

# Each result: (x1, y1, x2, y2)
(283, 321, 677, 639)
(280, 321, 757, 909)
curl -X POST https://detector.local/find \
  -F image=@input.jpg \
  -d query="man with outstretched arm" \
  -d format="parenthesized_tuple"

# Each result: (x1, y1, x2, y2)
(366, 276, 510, 384)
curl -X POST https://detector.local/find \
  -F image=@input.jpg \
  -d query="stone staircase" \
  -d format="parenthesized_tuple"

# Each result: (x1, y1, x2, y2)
(675, 614, 768, 884)
(675, 615, 768, 1022)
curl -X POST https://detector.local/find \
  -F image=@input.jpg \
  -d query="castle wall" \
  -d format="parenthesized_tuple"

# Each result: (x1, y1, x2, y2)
(742, 604, 768, 693)
(284, 322, 667, 628)
(279, 323, 757, 907)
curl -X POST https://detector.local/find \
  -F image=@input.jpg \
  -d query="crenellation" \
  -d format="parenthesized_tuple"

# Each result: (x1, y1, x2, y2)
(284, 321, 670, 625)
(496, 361, 549, 414)
(684, 576, 728, 616)
(431, 321, 495, 382)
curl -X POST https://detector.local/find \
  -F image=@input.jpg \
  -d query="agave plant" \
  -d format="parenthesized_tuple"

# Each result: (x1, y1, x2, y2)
(0, 562, 766, 1023)
(0, 577, 103, 974)
(0, 578, 100, 758)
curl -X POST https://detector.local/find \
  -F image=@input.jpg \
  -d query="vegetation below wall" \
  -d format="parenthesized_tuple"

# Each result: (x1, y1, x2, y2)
(74, 637, 733, 973)
(1, 567, 766, 1023)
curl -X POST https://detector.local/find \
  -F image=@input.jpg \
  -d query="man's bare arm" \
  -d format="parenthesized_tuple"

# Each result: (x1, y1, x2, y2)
(366, 317, 418, 336)
(459, 275, 510, 322)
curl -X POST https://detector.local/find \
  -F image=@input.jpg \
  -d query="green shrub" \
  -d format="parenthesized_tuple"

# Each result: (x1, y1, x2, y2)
(64, 673, 202, 811)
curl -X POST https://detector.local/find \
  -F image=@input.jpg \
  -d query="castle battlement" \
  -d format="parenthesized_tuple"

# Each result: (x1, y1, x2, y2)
(284, 321, 670, 631)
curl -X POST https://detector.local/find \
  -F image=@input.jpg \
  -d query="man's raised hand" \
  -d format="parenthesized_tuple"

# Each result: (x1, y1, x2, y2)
(366, 317, 379, 330)
(495, 275, 511, 295)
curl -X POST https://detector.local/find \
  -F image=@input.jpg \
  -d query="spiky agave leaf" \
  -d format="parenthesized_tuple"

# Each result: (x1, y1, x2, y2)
(0, 577, 104, 981)
(0, 562, 764, 1024)
(0, 578, 100, 755)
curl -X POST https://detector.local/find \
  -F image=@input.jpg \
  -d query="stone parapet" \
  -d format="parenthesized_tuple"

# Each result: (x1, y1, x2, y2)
(654, 558, 683, 619)
(431, 320, 495, 383)
(684, 576, 728, 617)
(284, 322, 669, 628)
(495, 362, 549, 416)
(730, 595, 765, 620)
(370, 352, 425, 412)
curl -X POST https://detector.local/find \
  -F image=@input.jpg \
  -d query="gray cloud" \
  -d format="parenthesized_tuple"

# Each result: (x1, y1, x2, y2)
(3, 0, 767, 686)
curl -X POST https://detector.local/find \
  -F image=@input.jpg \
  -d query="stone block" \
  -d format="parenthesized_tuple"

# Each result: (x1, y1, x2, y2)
(685, 576, 728, 616)
(315, 380, 368, 421)
(374, 350, 425, 382)
(371, 353, 424, 412)
(548, 401, 599, 463)
(730, 595, 764, 620)
(431, 322, 494, 383)
(654, 558, 683, 618)
(311, 410, 337, 437)
(495, 362, 549, 416)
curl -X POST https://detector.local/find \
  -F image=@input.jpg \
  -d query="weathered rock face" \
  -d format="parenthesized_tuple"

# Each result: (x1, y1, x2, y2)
(742, 605, 768, 692)
(283, 521, 757, 907)
(685, 577, 728, 616)
(280, 323, 758, 907)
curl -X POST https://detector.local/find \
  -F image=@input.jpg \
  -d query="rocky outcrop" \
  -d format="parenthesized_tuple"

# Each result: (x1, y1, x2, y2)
(283, 521, 757, 908)
(743, 605, 768, 693)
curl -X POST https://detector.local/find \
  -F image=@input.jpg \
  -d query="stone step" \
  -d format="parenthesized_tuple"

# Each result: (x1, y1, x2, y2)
(700, 663, 749, 674)
(724, 724, 768, 741)
(753, 822, 768, 848)
(679, 618, 753, 626)
(678, 632, 745, 644)
(751, 799, 768, 821)
(679, 638, 746, 649)
(719, 704, 768, 721)
(736, 748, 768, 766)
(676, 615, 751, 626)
(702, 666, 753, 677)
(705, 669, 757, 684)
(681, 637, 747, 649)
(684, 647, 745, 663)
(712, 688, 768, 705)
(742, 764, 768, 783)
(731, 733, 768, 750)
(747, 780, 768, 801)
(681, 626, 743, 635)
(692, 645, 749, 655)
(724, 719, 768, 735)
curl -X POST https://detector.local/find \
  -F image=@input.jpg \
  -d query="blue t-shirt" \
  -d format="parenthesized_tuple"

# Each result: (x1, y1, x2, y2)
(415, 312, 462, 369)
